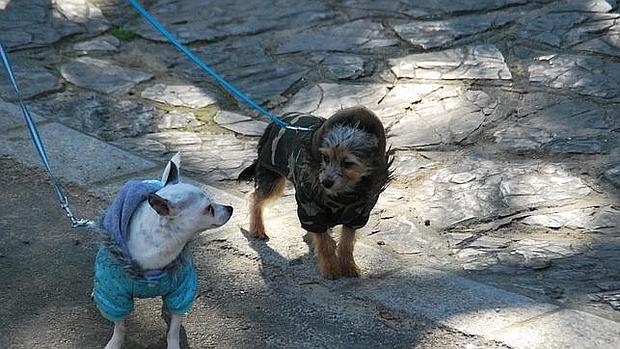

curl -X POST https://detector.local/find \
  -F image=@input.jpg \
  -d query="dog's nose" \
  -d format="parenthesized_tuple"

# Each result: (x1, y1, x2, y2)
(322, 179, 334, 189)
(225, 205, 233, 214)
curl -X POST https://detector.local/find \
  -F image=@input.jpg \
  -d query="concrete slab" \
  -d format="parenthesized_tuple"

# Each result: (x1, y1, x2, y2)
(350, 265, 558, 336)
(0, 100, 45, 132)
(491, 309, 620, 349)
(0, 122, 157, 185)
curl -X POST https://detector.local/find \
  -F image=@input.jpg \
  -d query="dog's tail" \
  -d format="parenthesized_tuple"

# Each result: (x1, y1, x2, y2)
(237, 161, 257, 182)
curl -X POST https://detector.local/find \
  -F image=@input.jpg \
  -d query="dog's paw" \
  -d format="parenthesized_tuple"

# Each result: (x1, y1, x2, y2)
(240, 227, 269, 241)
(249, 222, 269, 240)
(104, 341, 123, 349)
(319, 259, 342, 279)
(320, 268, 341, 280)
(339, 261, 360, 278)
(249, 229, 269, 240)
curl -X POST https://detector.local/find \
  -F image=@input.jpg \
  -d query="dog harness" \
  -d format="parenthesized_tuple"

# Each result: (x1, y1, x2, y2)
(92, 180, 198, 322)
(257, 114, 381, 234)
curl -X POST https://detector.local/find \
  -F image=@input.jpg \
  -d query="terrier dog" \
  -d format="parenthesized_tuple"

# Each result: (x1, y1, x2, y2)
(238, 106, 392, 279)
(93, 154, 233, 349)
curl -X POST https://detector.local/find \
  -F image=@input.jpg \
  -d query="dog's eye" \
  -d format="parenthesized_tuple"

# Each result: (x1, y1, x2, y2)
(205, 205, 214, 216)
(321, 154, 329, 163)
(343, 160, 355, 168)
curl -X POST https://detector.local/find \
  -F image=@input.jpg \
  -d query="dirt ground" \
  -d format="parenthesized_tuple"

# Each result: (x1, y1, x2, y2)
(0, 156, 509, 348)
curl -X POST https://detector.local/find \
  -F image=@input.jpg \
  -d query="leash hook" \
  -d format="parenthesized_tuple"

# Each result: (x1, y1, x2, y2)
(0, 42, 96, 229)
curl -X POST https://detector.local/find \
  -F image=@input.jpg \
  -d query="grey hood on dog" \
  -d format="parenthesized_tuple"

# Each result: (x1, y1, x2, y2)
(100, 180, 164, 260)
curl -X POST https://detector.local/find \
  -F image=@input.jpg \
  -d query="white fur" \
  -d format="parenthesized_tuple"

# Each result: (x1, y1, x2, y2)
(104, 320, 125, 349)
(104, 153, 233, 349)
(127, 183, 231, 269)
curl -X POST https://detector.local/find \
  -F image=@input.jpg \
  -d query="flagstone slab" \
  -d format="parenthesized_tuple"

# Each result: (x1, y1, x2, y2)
(389, 45, 512, 80)
(0, 122, 157, 184)
(0, 0, 109, 50)
(141, 84, 218, 108)
(0, 64, 60, 101)
(394, 12, 517, 50)
(529, 54, 620, 100)
(129, 0, 334, 43)
(60, 57, 152, 94)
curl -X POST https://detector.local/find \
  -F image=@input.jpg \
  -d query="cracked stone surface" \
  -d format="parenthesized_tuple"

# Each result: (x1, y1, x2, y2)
(389, 45, 512, 80)
(176, 38, 307, 105)
(141, 84, 218, 108)
(498, 165, 592, 210)
(281, 83, 389, 119)
(455, 236, 588, 271)
(605, 164, 620, 187)
(394, 12, 517, 50)
(112, 132, 257, 181)
(275, 20, 398, 54)
(321, 54, 366, 80)
(340, 0, 528, 19)
(214, 111, 268, 136)
(515, 1, 618, 50)
(30, 92, 158, 140)
(588, 206, 620, 234)
(521, 208, 596, 229)
(71, 35, 120, 52)
(529, 55, 620, 99)
(371, 216, 427, 255)
(0, 63, 60, 101)
(0, 0, 109, 51)
(406, 157, 593, 230)
(494, 95, 611, 154)
(129, 0, 334, 43)
(389, 88, 498, 148)
(60, 57, 152, 94)
(156, 111, 202, 130)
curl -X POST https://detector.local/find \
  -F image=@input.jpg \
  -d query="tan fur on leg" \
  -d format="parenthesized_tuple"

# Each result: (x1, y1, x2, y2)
(249, 192, 268, 239)
(249, 177, 286, 239)
(313, 231, 341, 279)
(338, 226, 360, 277)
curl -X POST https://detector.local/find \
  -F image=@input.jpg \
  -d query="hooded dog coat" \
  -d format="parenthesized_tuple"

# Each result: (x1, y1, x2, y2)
(92, 180, 197, 321)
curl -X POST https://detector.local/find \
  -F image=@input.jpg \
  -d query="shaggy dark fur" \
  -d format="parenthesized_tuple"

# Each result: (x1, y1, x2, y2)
(239, 106, 393, 279)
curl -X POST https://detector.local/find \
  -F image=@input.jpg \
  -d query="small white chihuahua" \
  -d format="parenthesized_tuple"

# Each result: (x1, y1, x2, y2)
(93, 153, 233, 349)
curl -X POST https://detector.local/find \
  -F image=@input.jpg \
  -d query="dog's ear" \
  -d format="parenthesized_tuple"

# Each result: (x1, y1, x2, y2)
(161, 153, 181, 186)
(148, 193, 172, 216)
(368, 134, 379, 152)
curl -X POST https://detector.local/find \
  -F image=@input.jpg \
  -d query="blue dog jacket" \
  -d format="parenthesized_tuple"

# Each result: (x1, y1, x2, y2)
(93, 180, 198, 322)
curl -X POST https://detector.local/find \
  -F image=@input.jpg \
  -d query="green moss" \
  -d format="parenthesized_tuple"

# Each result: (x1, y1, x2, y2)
(152, 103, 228, 133)
(109, 27, 139, 41)
(194, 105, 230, 133)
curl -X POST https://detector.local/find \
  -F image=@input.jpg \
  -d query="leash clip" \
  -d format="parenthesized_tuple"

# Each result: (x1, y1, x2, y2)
(61, 202, 96, 228)
(1, 42, 96, 230)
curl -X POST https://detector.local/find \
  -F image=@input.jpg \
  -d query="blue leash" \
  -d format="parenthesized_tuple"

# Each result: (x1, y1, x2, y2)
(127, 0, 312, 132)
(0, 43, 95, 228)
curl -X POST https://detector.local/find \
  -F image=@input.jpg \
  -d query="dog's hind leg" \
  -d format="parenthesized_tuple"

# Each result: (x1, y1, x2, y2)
(338, 226, 360, 277)
(249, 168, 286, 239)
(312, 231, 342, 279)
(104, 320, 126, 349)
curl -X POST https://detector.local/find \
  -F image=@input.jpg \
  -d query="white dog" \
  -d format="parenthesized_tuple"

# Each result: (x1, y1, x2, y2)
(93, 153, 233, 349)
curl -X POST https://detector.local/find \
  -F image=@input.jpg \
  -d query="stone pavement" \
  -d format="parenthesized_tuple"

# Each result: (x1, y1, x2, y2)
(1, 0, 619, 348)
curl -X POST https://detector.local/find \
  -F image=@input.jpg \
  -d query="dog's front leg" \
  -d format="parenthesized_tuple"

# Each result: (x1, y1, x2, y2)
(312, 230, 342, 279)
(104, 320, 126, 349)
(338, 226, 360, 277)
(166, 313, 184, 349)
